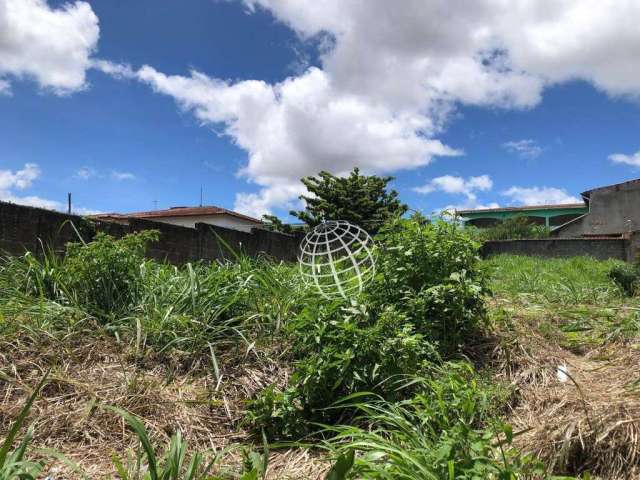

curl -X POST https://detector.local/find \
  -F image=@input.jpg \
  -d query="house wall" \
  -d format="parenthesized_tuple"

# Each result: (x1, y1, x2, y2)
(582, 182, 640, 235)
(0, 201, 301, 264)
(555, 181, 640, 237)
(142, 214, 259, 232)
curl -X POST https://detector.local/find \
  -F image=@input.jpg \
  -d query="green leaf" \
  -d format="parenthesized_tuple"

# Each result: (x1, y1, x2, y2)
(324, 450, 355, 480)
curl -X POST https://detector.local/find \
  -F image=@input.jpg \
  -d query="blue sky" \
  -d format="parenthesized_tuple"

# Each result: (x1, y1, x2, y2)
(1, 0, 640, 219)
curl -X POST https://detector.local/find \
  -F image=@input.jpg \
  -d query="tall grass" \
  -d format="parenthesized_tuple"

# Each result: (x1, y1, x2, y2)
(0, 233, 304, 361)
(319, 364, 541, 479)
(485, 254, 640, 350)
(485, 255, 622, 306)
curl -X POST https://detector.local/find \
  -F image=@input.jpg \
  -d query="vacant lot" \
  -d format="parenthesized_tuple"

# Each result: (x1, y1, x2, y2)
(0, 225, 637, 479)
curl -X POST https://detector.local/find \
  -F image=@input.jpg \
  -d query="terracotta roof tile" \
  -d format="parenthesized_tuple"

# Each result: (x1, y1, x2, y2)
(91, 206, 262, 224)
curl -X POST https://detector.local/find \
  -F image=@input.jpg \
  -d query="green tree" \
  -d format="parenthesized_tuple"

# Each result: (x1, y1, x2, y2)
(261, 214, 294, 234)
(290, 168, 407, 232)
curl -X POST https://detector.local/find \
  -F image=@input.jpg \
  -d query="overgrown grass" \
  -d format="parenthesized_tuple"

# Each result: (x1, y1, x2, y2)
(4, 232, 631, 478)
(485, 254, 640, 352)
(486, 255, 622, 305)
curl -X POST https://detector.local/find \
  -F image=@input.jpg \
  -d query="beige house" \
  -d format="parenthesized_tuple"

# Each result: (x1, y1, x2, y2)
(92, 206, 263, 233)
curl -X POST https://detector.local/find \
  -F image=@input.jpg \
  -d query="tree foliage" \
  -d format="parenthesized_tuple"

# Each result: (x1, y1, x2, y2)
(290, 168, 407, 232)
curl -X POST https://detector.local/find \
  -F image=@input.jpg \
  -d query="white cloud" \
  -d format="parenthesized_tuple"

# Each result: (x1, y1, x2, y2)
(502, 186, 580, 206)
(413, 174, 492, 202)
(74, 166, 97, 180)
(72, 206, 103, 215)
(0, 162, 100, 212)
(0, 78, 10, 95)
(131, 65, 461, 216)
(111, 170, 136, 181)
(441, 201, 500, 214)
(100, 0, 640, 215)
(91, 59, 133, 80)
(246, 0, 640, 100)
(502, 139, 544, 159)
(0, 163, 40, 190)
(73, 167, 137, 181)
(0, 0, 99, 94)
(0, 163, 59, 209)
(609, 150, 640, 167)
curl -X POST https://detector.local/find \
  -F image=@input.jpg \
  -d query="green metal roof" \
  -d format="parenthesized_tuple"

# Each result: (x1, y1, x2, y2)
(457, 203, 588, 222)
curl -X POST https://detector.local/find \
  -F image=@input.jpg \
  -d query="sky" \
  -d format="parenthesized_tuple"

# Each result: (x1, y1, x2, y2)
(1, 0, 640, 219)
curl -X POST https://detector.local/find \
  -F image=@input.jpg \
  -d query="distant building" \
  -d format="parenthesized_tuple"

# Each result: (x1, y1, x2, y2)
(457, 203, 588, 229)
(92, 206, 263, 233)
(553, 178, 640, 237)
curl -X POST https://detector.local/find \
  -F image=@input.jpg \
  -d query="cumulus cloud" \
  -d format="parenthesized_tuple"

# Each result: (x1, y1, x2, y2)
(0, 163, 60, 209)
(132, 65, 461, 216)
(609, 150, 640, 167)
(502, 186, 581, 206)
(413, 174, 493, 201)
(246, 0, 640, 100)
(0, 0, 99, 94)
(0, 162, 100, 212)
(0, 162, 40, 190)
(99, 0, 640, 215)
(502, 139, 544, 159)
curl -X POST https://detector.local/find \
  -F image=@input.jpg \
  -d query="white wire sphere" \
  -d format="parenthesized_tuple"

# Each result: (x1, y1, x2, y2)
(298, 220, 376, 300)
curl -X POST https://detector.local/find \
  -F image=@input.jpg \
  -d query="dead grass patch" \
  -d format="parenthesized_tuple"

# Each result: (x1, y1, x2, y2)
(0, 329, 328, 479)
(490, 301, 640, 480)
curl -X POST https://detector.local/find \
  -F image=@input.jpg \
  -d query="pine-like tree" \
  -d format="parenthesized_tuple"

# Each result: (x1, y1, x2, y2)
(290, 168, 407, 232)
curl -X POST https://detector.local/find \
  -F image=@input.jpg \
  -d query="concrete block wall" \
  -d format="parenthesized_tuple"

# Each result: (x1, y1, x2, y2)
(481, 238, 629, 261)
(0, 201, 301, 263)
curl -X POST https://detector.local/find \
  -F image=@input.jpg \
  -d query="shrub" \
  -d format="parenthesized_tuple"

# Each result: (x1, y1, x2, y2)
(320, 363, 543, 480)
(247, 216, 488, 440)
(246, 301, 438, 440)
(63, 231, 159, 320)
(608, 262, 640, 296)
(470, 216, 550, 241)
(369, 216, 487, 355)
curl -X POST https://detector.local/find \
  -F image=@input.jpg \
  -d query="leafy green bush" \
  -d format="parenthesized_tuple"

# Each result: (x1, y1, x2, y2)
(247, 216, 488, 440)
(370, 216, 487, 354)
(246, 301, 439, 440)
(608, 263, 640, 297)
(63, 231, 159, 320)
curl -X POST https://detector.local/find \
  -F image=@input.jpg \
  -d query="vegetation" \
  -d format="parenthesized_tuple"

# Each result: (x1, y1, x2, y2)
(608, 261, 640, 296)
(468, 216, 550, 241)
(245, 216, 487, 440)
(290, 168, 407, 232)
(0, 223, 638, 478)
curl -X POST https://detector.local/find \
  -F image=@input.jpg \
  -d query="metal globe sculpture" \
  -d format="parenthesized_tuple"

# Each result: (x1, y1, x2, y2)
(298, 220, 376, 300)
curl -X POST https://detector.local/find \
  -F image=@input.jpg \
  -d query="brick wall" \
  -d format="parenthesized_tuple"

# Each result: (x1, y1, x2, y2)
(0, 201, 301, 263)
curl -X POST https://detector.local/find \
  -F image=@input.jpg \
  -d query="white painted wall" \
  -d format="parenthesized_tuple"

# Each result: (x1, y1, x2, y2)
(146, 214, 259, 232)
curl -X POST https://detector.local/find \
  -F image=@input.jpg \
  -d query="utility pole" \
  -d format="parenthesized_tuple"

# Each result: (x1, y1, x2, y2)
(200, 186, 203, 207)
(67, 193, 72, 214)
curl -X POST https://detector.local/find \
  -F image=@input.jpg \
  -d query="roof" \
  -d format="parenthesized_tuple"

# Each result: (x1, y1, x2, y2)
(456, 203, 587, 215)
(91, 206, 262, 224)
(581, 177, 640, 198)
